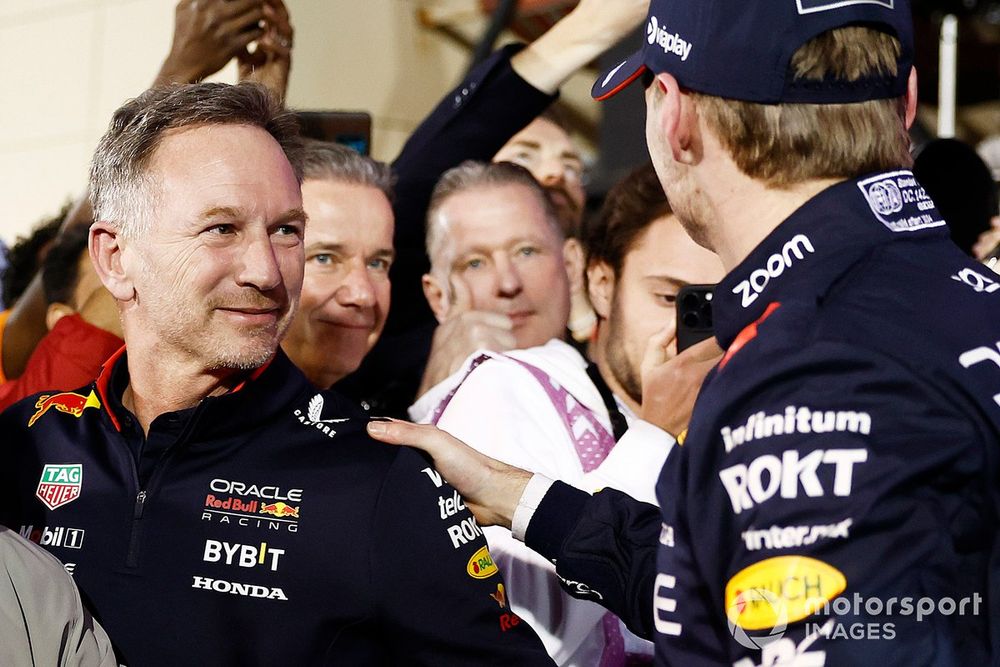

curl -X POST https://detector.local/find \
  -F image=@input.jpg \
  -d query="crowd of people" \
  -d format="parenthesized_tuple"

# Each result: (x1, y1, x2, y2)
(0, 0, 998, 665)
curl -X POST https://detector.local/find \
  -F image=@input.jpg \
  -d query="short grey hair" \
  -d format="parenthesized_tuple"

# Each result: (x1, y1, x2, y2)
(426, 160, 562, 268)
(300, 139, 394, 201)
(89, 82, 304, 239)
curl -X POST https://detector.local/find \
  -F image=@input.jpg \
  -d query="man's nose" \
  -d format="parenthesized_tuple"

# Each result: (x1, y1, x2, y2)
(236, 231, 283, 292)
(534, 157, 565, 187)
(335, 261, 376, 308)
(495, 256, 523, 298)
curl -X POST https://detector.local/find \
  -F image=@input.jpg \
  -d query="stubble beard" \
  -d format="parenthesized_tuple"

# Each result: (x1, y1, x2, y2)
(605, 295, 643, 406)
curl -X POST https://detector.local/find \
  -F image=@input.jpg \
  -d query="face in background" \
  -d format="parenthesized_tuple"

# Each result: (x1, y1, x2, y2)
(423, 183, 571, 349)
(494, 117, 586, 234)
(591, 213, 725, 405)
(281, 179, 394, 388)
(112, 124, 305, 371)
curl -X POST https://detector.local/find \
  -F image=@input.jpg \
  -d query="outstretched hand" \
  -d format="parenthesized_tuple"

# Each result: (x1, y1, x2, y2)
(367, 419, 532, 530)
(238, 0, 294, 103)
(156, 0, 267, 85)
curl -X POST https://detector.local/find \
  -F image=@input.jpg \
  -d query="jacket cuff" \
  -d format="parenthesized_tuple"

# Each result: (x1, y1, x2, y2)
(522, 479, 591, 563)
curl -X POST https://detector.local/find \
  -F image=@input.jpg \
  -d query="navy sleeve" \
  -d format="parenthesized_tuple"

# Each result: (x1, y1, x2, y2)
(655, 334, 992, 666)
(370, 446, 554, 665)
(524, 480, 661, 642)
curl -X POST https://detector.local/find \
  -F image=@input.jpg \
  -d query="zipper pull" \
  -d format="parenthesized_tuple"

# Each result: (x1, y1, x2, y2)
(134, 490, 147, 519)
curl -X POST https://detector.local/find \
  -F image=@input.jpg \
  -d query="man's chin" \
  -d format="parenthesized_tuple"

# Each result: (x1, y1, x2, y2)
(209, 327, 283, 371)
(207, 346, 277, 372)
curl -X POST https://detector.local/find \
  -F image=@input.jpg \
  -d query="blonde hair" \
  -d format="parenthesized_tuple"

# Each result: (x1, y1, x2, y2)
(692, 26, 911, 187)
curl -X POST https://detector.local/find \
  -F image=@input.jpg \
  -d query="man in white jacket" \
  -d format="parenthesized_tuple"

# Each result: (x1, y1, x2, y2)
(413, 164, 723, 665)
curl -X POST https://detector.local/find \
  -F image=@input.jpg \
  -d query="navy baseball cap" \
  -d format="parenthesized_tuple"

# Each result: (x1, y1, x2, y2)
(593, 0, 913, 104)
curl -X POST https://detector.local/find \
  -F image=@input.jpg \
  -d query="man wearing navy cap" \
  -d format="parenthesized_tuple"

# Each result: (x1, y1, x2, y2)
(370, 0, 1000, 664)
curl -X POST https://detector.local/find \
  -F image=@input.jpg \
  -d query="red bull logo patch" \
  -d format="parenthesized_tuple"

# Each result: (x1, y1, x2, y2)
(28, 391, 100, 427)
(490, 583, 506, 609)
(260, 502, 299, 519)
(36, 464, 83, 510)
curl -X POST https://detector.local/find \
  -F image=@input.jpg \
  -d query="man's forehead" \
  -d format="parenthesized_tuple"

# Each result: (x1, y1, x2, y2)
(442, 183, 548, 223)
(622, 214, 724, 281)
(434, 185, 554, 252)
(148, 124, 288, 173)
(505, 118, 580, 158)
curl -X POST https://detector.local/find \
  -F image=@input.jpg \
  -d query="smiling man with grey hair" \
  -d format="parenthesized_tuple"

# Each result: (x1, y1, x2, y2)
(0, 82, 553, 666)
(281, 139, 397, 389)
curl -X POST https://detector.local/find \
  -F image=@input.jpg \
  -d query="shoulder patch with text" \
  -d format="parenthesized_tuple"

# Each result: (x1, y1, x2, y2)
(857, 170, 945, 233)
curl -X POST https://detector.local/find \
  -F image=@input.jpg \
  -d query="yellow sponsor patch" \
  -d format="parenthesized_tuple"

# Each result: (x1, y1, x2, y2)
(725, 556, 846, 630)
(467, 546, 498, 579)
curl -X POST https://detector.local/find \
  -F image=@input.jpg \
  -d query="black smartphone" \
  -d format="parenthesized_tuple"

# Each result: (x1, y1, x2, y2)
(295, 111, 373, 155)
(676, 284, 715, 353)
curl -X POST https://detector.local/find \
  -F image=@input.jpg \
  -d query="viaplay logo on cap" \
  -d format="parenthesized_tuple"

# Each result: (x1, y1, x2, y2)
(646, 16, 693, 62)
(797, 0, 893, 15)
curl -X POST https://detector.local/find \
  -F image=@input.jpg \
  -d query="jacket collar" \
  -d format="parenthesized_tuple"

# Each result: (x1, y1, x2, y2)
(95, 347, 311, 440)
(712, 169, 949, 348)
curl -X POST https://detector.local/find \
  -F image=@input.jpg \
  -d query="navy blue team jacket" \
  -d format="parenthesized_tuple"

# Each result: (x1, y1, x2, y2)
(524, 170, 999, 666)
(0, 349, 553, 666)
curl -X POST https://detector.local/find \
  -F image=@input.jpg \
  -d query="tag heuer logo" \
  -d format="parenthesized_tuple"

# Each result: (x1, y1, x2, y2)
(36, 464, 83, 510)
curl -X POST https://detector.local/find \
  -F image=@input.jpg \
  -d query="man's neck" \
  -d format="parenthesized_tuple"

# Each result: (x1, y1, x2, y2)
(590, 324, 640, 416)
(692, 133, 843, 271)
(121, 344, 253, 435)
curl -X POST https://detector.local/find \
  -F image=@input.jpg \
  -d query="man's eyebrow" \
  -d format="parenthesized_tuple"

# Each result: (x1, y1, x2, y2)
(197, 207, 308, 225)
(509, 139, 542, 151)
(200, 206, 242, 221)
(274, 207, 308, 225)
(644, 274, 687, 287)
(304, 241, 344, 253)
(560, 149, 583, 164)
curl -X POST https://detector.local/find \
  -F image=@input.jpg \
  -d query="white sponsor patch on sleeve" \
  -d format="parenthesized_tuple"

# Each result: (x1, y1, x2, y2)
(857, 170, 945, 233)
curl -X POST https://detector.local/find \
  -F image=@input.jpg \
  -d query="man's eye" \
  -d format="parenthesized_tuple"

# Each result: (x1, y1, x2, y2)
(512, 151, 536, 165)
(311, 253, 333, 265)
(516, 246, 538, 257)
(368, 257, 391, 271)
(275, 223, 303, 237)
(563, 163, 585, 183)
(208, 224, 235, 235)
(657, 293, 678, 304)
(465, 258, 484, 270)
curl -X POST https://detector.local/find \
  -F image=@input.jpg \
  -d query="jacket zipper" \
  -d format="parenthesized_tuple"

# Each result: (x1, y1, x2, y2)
(126, 490, 147, 567)
(124, 407, 204, 568)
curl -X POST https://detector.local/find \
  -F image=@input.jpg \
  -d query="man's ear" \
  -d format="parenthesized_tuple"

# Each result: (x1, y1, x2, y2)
(89, 223, 134, 302)
(421, 273, 449, 323)
(654, 72, 699, 165)
(562, 238, 586, 296)
(586, 260, 615, 321)
(45, 302, 75, 331)
(905, 66, 919, 130)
